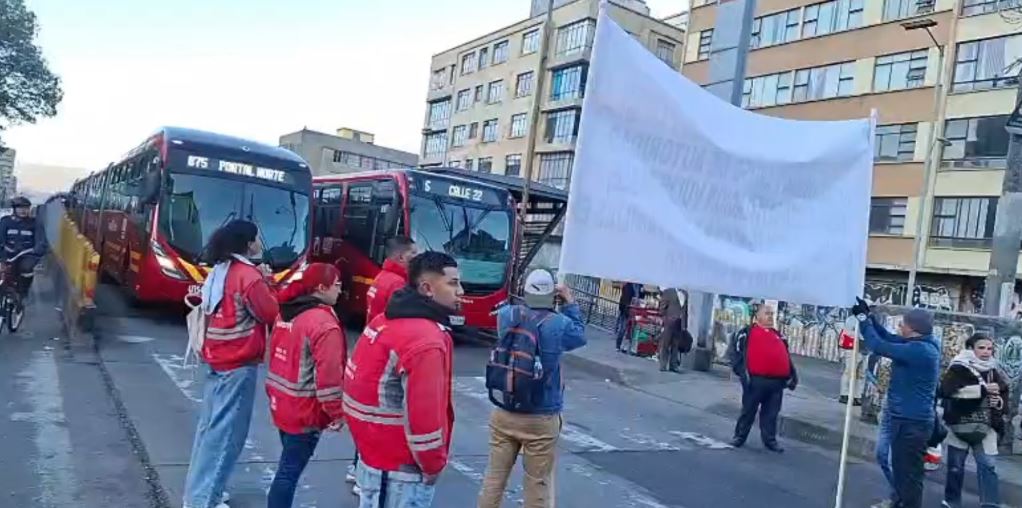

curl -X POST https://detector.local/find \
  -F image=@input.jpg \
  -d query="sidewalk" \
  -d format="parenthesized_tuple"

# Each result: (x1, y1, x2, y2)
(564, 326, 1022, 504)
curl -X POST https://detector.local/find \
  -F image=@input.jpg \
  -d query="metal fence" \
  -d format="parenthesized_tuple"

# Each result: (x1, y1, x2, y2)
(564, 274, 620, 331)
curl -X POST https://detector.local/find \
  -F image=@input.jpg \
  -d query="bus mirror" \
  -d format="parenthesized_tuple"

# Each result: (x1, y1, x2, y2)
(140, 171, 162, 204)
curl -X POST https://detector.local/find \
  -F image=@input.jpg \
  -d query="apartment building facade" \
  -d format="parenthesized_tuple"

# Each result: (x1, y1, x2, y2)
(685, 0, 1021, 313)
(280, 127, 418, 176)
(420, 0, 685, 189)
(0, 148, 16, 203)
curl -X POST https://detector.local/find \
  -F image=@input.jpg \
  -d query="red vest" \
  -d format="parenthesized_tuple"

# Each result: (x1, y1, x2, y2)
(745, 325, 792, 379)
(202, 261, 279, 371)
(344, 315, 454, 476)
(267, 304, 346, 434)
(366, 259, 408, 323)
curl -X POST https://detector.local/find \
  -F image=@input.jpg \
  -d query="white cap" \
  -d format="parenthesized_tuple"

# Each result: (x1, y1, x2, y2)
(523, 269, 556, 309)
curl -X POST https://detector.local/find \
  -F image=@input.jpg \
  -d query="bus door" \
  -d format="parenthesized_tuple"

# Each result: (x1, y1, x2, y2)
(335, 176, 402, 321)
(312, 183, 344, 265)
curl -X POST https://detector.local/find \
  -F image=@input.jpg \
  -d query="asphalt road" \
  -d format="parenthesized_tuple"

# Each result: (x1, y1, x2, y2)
(1, 276, 979, 508)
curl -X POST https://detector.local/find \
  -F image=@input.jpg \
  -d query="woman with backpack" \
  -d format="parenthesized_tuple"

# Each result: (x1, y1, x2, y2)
(182, 220, 280, 508)
(940, 333, 1009, 508)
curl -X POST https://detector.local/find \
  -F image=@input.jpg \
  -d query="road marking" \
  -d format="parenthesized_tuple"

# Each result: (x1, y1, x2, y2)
(152, 353, 200, 403)
(560, 423, 619, 452)
(116, 334, 155, 343)
(618, 430, 682, 451)
(669, 431, 734, 450)
(12, 351, 79, 507)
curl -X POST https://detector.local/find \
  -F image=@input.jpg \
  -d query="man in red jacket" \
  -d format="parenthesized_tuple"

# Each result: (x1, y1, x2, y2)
(365, 236, 417, 322)
(344, 251, 462, 507)
(266, 263, 346, 508)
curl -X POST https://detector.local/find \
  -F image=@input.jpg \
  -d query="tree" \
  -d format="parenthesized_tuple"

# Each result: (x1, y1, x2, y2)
(0, 0, 63, 147)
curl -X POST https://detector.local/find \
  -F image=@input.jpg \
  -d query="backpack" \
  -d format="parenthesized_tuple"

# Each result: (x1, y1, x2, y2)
(486, 306, 554, 412)
(183, 293, 207, 368)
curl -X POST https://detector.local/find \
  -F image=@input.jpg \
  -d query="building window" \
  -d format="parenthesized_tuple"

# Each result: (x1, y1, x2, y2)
(493, 40, 509, 64)
(742, 71, 794, 107)
(456, 89, 472, 111)
(698, 30, 713, 60)
(883, 0, 933, 21)
(873, 50, 929, 92)
(931, 197, 997, 248)
(423, 132, 448, 158)
(482, 119, 499, 142)
(426, 99, 451, 130)
(802, 0, 864, 38)
(461, 52, 477, 75)
(870, 198, 907, 235)
(952, 35, 1022, 93)
(474, 85, 484, 103)
(538, 152, 574, 189)
(449, 160, 461, 168)
(430, 68, 447, 91)
(505, 154, 523, 176)
(750, 8, 800, 49)
(943, 115, 1010, 169)
(550, 64, 587, 101)
(545, 109, 580, 144)
(510, 113, 529, 138)
(961, 0, 1017, 16)
(655, 39, 677, 66)
(465, 158, 474, 171)
(875, 123, 918, 162)
(522, 29, 540, 54)
(469, 122, 479, 139)
(791, 62, 855, 103)
(478, 157, 493, 173)
(487, 80, 504, 104)
(515, 71, 534, 98)
(556, 19, 596, 57)
(479, 46, 490, 69)
(451, 125, 469, 147)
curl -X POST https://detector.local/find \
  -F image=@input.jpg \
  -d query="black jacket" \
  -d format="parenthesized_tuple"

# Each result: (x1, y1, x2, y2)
(0, 215, 45, 260)
(940, 364, 1009, 436)
(728, 325, 799, 386)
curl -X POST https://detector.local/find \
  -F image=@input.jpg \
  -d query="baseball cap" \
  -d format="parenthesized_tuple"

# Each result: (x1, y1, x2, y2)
(523, 269, 556, 309)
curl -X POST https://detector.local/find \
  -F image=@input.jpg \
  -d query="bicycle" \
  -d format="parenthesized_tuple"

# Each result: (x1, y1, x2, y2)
(0, 249, 34, 334)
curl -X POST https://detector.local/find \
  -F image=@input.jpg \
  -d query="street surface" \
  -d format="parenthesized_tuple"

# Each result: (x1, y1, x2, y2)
(1, 273, 977, 508)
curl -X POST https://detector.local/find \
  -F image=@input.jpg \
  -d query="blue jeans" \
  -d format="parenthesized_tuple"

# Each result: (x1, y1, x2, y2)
(889, 416, 932, 508)
(615, 312, 629, 350)
(945, 442, 1000, 507)
(268, 431, 321, 508)
(183, 365, 258, 508)
(876, 411, 896, 502)
(357, 463, 436, 508)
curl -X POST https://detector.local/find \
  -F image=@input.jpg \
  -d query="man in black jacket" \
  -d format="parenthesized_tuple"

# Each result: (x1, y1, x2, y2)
(0, 197, 46, 297)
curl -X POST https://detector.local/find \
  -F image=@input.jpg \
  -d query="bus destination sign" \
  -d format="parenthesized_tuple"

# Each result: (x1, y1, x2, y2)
(417, 177, 503, 206)
(186, 155, 287, 183)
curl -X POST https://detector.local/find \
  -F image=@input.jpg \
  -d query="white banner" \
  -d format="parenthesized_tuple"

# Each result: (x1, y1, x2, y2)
(558, 11, 874, 307)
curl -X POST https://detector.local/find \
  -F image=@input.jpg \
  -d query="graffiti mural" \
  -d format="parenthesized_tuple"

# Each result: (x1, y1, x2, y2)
(712, 296, 753, 362)
(864, 281, 905, 306)
(776, 303, 848, 363)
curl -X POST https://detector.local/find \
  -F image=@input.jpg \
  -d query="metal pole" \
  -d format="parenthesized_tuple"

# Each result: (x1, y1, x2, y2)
(834, 322, 861, 508)
(982, 79, 1022, 315)
(906, 40, 948, 306)
(519, 0, 556, 223)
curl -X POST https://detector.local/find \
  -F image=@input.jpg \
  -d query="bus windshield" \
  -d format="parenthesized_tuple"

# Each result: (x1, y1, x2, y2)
(409, 193, 512, 289)
(158, 172, 310, 269)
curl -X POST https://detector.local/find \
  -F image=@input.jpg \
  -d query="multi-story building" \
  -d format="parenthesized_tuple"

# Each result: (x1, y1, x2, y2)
(684, 0, 1021, 312)
(279, 127, 418, 176)
(0, 148, 16, 203)
(420, 0, 685, 189)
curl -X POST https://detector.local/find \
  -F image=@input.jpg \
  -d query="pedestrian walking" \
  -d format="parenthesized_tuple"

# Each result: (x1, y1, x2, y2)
(616, 282, 642, 353)
(343, 252, 462, 507)
(853, 298, 940, 508)
(265, 263, 347, 508)
(727, 303, 798, 452)
(657, 287, 690, 372)
(940, 333, 1008, 508)
(478, 269, 587, 508)
(183, 220, 280, 508)
(347, 236, 417, 493)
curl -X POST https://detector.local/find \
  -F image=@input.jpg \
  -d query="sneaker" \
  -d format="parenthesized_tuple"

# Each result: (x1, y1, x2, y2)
(764, 442, 785, 453)
(870, 500, 893, 508)
(839, 395, 849, 404)
(853, 398, 862, 407)
(729, 437, 745, 448)
(345, 471, 356, 484)
(221, 492, 230, 504)
(352, 484, 362, 496)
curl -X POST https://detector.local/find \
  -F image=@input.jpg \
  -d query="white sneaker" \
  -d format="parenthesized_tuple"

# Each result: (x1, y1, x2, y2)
(352, 484, 361, 496)
(221, 492, 230, 503)
(346, 471, 356, 483)
(214, 504, 229, 508)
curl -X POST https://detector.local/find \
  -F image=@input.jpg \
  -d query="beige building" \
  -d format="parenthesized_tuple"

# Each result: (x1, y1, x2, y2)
(685, 0, 1021, 311)
(420, 0, 686, 189)
(280, 127, 418, 176)
(0, 148, 16, 203)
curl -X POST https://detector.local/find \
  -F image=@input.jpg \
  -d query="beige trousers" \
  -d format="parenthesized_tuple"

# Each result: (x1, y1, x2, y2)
(477, 408, 562, 508)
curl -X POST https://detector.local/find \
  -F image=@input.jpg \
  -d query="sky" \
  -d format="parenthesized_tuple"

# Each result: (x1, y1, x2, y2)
(5, 0, 684, 189)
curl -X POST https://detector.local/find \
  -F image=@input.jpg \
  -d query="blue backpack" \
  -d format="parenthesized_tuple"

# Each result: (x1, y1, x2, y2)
(486, 307, 553, 412)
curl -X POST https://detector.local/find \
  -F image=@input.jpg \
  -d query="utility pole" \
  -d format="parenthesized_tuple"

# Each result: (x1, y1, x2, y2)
(983, 73, 1022, 316)
(519, 0, 556, 224)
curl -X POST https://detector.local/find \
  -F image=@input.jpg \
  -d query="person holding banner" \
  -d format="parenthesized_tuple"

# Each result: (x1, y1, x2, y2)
(852, 298, 940, 508)
(727, 303, 798, 453)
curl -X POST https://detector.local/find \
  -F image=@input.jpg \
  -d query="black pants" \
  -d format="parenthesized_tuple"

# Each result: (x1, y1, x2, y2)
(268, 430, 321, 508)
(889, 417, 932, 508)
(733, 376, 786, 445)
(11, 254, 37, 297)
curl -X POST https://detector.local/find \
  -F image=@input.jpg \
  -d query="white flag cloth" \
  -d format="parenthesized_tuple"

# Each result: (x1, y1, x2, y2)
(558, 11, 874, 307)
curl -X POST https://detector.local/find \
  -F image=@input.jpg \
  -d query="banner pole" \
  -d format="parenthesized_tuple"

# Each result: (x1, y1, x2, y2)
(834, 321, 860, 508)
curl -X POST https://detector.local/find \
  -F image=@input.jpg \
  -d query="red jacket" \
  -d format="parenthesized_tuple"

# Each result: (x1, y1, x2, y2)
(746, 325, 792, 379)
(266, 298, 346, 434)
(202, 260, 280, 372)
(366, 259, 408, 323)
(344, 289, 454, 476)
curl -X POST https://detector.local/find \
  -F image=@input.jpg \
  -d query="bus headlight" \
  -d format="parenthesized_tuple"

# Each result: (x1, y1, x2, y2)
(151, 241, 188, 281)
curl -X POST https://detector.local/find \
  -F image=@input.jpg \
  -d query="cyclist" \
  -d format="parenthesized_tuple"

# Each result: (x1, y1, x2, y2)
(0, 197, 46, 298)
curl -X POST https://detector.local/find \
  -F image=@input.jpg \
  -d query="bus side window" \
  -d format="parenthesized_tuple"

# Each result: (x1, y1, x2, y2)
(342, 183, 376, 261)
(315, 185, 343, 239)
(370, 179, 400, 262)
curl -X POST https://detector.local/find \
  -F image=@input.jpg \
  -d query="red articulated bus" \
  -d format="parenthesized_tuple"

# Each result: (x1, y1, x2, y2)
(311, 167, 567, 339)
(68, 127, 313, 303)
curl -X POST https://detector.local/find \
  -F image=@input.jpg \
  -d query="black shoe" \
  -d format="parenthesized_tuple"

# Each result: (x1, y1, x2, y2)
(729, 437, 745, 448)
(764, 442, 785, 453)
(839, 395, 849, 404)
(853, 398, 862, 407)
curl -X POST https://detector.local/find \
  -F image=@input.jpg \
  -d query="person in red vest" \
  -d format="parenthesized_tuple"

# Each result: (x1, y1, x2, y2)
(365, 236, 417, 322)
(265, 263, 346, 508)
(727, 303, 798, 453)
